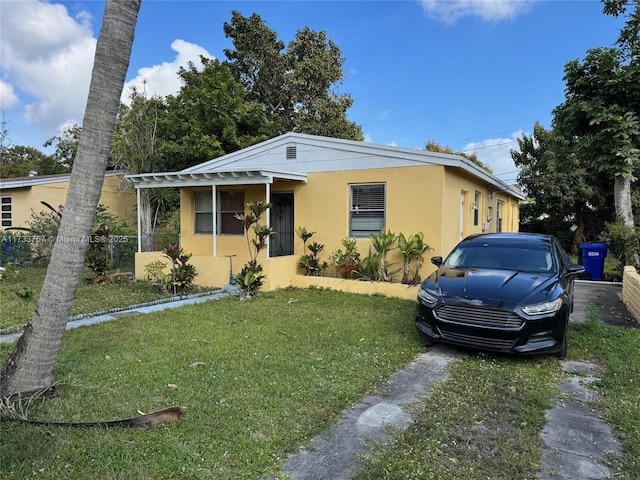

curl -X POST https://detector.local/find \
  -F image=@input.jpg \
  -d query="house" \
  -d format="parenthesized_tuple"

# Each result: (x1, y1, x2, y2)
(126, 132, 524, 290)
(0, 170, 136, 229)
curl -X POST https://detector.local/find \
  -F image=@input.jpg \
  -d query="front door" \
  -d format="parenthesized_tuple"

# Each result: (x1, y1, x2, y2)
(270, 193, 294, 257)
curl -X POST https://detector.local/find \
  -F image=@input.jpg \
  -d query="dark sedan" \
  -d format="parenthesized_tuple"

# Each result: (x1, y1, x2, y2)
(415, 233, 584, 357)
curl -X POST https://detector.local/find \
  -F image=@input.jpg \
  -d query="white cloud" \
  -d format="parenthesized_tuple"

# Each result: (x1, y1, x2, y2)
(463, 130, 526, 184)
(0, 1, 213, 143)
(0, 81, 18, 110)
(121, 39, 214, 103)
(420, 0, 536, 24)
(0, 0, 96, 134)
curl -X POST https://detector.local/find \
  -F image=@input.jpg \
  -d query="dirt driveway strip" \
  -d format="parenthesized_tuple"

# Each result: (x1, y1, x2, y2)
(279, 281, 634, 480)
(279, 345, 463, 480)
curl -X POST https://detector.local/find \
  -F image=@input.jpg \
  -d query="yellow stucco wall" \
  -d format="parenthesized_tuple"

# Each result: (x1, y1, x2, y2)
(169, 164, 520, 287)
(3, 174, 136, 229)
(622, 266, 640, 324)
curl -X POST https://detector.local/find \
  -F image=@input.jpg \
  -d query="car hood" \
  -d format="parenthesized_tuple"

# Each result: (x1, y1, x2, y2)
(424, 267, 557, 308)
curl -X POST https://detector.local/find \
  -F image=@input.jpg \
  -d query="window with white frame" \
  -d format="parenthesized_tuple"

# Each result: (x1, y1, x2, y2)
(473, 191, 480, 226)
(349, 183, 385, 238)
(1, 196, 11, 228)
(194, 190, 245, 235)
(218, 190, 244, 235)
(194, 190, 214, 234)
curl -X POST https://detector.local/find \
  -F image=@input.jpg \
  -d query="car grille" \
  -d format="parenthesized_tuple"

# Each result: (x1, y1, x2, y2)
(440, 330, 515, 350)
(434, 304, 524, 331)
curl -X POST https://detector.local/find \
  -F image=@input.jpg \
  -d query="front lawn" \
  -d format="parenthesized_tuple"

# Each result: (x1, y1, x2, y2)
(0, 289, 424, 479)
(0, 265, 174, 333)
(1, 289, 638, 479)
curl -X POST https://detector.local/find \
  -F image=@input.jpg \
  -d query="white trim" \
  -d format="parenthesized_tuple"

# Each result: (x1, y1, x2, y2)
(266, 183, 271, 258)
(126, 170, 307, 189)
(212, 187, 216, 257)
(136, 188, 141, 253)
(0, 170, 126, 190)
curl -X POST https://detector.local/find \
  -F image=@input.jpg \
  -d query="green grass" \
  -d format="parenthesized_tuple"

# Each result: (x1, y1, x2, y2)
(0, 289, 424, 479)
(567, 309, 640, 476)
(354, 310, 640, 480)
(1, 286, 638, 479)
(353, 354, 560, 479)
(0, 265, 173, 333)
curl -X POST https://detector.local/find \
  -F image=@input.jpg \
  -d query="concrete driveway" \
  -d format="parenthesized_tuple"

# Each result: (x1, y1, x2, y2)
(572, 279, 639, 328)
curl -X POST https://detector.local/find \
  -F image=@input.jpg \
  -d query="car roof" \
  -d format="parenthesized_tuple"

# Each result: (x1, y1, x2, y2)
(461, 232, 555, 246)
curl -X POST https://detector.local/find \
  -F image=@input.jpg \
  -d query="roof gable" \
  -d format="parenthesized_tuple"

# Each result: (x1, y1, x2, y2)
(180, 132, 522, 199)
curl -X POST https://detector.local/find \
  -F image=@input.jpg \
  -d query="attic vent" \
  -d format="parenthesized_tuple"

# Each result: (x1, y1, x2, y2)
(286, 145, 297, 160)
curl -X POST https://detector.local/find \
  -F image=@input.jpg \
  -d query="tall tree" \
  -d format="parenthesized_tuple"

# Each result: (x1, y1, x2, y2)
(110, 87, 165, 251)
(0, 0, 142, 396)
(223, 11, 363, 140)
(511, 123, 610, 253)
(44, 123, 82, 171)
(162, 57, 269, 170)
(553, 47, 639, 233)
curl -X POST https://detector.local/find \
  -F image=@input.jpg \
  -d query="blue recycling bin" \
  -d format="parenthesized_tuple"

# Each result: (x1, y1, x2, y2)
(579, 243, 608, 281)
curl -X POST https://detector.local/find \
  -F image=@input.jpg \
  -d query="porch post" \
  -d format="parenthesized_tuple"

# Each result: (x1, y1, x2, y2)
(136, 187, 141, 253)
(212, 186, 217, 257)
(265, 182, 271, 258)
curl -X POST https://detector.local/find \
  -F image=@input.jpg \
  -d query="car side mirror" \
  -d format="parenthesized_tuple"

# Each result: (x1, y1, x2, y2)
(431, 256, 443, 267)
(567, 263, 585, 275)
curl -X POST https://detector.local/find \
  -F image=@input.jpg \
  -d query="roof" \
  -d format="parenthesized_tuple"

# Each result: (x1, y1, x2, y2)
(126, 132, 524, 199)
(0, 170, 124, 190)
(464, 232, 555, 245)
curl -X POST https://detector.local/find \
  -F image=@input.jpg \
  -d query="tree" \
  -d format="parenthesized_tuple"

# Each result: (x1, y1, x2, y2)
(425, 140, 493, 173)
(44, 123, 82, 171)
(162, 57, 270, 171)
(511, 123, 610, 253)
(0, 145, 66, 178)
(223, 11, 363, 140)
(553, 47, 639, 233)
(0, 0, 142, 396)
(110, 87, 166, 251)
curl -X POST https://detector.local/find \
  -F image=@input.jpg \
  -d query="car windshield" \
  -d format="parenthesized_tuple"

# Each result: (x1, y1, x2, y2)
(445, 242, 554, 273)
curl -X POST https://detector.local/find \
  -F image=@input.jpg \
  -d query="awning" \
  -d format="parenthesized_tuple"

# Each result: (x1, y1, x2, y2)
(125, 169, 307, 189)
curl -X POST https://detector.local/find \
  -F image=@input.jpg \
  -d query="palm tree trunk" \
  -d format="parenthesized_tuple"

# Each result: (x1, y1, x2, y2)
(0, 0, 142, 396)
(614, 176, 635, 229)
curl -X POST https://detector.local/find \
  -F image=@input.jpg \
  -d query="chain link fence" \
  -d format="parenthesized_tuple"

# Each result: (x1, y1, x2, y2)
(1, 232, 180, 272)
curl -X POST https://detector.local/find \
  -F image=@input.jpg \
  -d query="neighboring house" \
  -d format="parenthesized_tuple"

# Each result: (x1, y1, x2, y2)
(126, 132, 524, 289)
(0, 170, 136, 229)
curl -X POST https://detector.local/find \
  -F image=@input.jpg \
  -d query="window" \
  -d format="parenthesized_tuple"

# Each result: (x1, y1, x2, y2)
(473, 192, 480, 226)
(194, 190, 245, 235)
(1, 196, 11, 228)
(350, 183, 385, 238)
(194, 191, 213, 234)
(218, 190, 244, 235)
(496, 201, 503, 233)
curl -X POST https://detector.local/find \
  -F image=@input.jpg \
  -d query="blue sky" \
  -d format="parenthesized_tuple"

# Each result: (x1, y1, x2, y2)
(0, 0, 626, 183)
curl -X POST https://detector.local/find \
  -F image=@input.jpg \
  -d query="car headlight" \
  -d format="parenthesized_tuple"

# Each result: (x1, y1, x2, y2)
(522, 298, 563, 315)
(418, 288, 438, 305)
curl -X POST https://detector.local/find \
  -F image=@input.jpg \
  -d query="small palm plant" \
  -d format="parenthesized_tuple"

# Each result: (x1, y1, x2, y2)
(296, 227, 328, 276)
(365, 229, 400, 282)
(234, 202, 275, 298)
(398, 232, 432, 285)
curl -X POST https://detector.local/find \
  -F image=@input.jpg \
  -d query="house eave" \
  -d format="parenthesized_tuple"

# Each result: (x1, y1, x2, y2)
(125, 170, 308, 189)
